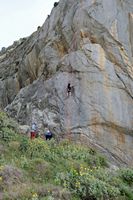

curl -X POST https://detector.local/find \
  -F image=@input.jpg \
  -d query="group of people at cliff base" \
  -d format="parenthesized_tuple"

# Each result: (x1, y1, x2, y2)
(30, 122, 53, 140)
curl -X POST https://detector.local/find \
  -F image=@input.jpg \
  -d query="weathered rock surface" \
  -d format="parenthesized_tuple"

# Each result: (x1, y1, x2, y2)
(0, 0, 133, 166)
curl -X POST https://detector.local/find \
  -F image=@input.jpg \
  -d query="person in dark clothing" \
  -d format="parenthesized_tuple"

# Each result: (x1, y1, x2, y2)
(45, 129, 53, 140)
(67, 83, 72, 96)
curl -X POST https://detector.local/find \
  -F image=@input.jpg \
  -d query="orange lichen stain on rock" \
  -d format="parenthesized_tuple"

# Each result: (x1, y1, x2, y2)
(98, 46, 115, 121)
(89, 35, 97, 44)
(117, 132, 125, 145)
(92, 0, 96, 4)
(109, 127, 125, 146)
(98, 45, 105, 70)
(53, 41, 67, 57)
(80, 29, 89, 39)
(90, 116, 101, 138)
(110, 19, 118, 40)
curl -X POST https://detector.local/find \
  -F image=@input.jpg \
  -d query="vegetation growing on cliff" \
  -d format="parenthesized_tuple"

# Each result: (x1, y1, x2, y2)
(0, 111, 133, 200)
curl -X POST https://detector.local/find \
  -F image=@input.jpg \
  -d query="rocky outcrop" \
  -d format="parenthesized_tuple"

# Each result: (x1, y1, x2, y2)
(0, 0, 133, 166)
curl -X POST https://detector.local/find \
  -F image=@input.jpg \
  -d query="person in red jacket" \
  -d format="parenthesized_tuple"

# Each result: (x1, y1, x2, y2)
(30, 122, 37, 139)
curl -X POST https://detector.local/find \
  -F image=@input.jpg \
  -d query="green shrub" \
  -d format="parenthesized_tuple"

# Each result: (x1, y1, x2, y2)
(0, 112, 18, 131)
(27, 158, 53, 182)
(119, 184, 133, 200)
(0, 112, 8, 128)
(98, 155, 108, 167)
(119, 168, 133, 185)
(27, 138, 50, 159)
(0, 111, 19, 143)
(19, 155, 29, 169)
(55, 167, 121, 200)
(0, 127, 17, 142)
(0, 113, 133, 200)
(19, 137, 29, 153)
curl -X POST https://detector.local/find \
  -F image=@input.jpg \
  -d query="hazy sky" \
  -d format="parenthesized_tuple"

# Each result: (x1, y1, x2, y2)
(0, 0, 55, 49)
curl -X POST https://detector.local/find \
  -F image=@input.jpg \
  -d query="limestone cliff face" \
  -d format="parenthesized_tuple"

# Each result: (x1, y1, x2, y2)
(0, 0, 133, 166)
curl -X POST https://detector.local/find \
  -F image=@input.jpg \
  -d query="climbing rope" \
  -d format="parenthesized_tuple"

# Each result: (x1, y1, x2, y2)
(64, 0, 85, 142)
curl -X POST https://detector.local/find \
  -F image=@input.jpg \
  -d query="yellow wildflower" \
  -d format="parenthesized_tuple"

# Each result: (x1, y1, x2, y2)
(32, 193, 38, 198)
(75, 181, 80, 188)
(0, 166, 4, 171)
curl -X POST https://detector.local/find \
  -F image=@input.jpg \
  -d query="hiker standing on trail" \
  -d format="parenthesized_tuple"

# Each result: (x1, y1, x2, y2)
(44, 128, 53, 140)
(30, 122, 37, 139)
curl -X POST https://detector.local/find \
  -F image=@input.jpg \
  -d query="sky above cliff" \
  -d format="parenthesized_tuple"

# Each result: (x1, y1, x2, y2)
(0, 0, 55, 49)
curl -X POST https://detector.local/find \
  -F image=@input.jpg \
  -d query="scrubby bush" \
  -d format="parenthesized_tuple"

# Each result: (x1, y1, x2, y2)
(0, 112, 18, 131)
(0, 127, 16, 142)
(119, 168, 133, 185)
(55, 166, 121, 200)
(0, 112, 7, 127)
(27, 138, 50, 159)
(0, 112, 19, 143)
(19, 137, 29, 152)
(0, 165, 24, 187)
(0, 111, 133, 200)
(26, 158, 53, 182)
(119, 184, 133, 200)
(54, 2, 59, 7)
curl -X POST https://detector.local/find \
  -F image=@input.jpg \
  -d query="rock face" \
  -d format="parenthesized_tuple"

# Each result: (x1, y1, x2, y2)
(0, 0, 133, 166)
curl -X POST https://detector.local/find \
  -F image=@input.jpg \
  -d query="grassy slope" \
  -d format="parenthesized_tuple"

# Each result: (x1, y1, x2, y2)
(0, 111, 133, 200)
